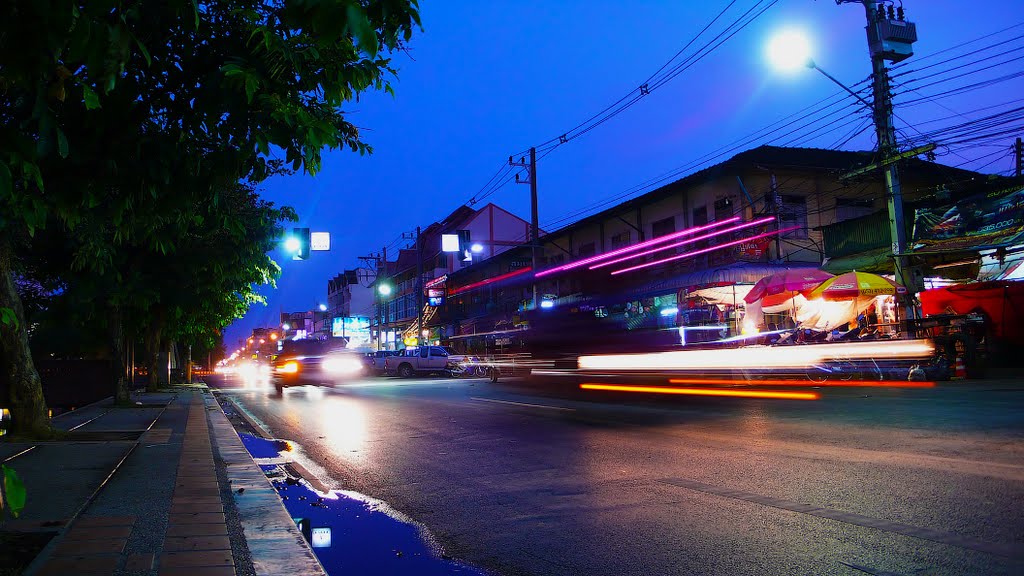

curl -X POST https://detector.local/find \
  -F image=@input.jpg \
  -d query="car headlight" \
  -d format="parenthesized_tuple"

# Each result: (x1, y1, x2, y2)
(322, 356, 363, 375)
(278, 361, 300, 374)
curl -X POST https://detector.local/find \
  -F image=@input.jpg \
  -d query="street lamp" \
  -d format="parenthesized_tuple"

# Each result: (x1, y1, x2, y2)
(767, 30, 873, 111)
(318, 303, 328, 312)
(284, 236, 301, 254)
(377, 283, 393, 296)
(282, 323, 291, 331)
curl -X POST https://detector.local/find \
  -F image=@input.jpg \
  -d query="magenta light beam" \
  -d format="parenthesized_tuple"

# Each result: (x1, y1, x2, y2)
(610, 227, 801, 275)
(534, 216, 741, 278)
(589, 216, 777, 270)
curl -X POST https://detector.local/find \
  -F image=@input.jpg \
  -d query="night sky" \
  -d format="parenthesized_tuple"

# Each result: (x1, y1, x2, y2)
(226, 0, 1024, 348)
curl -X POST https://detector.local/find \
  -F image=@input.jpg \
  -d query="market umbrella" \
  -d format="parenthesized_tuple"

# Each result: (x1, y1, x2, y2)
(744, 269, 835, 304)
(803, 270, 906, 301)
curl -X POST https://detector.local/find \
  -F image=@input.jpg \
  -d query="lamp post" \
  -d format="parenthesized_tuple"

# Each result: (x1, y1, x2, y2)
(377, 282, 393, 351)
(767, 26, 916, 329)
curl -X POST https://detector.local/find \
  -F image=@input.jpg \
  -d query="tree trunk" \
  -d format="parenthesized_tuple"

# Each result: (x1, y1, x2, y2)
(109, 305, 131, 405)
(185, 344, 193, 384)
(145, 317, 164, 392)
(0, 237, 50, 436)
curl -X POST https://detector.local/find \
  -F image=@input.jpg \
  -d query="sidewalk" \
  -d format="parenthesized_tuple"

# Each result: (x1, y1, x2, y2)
(0, 386, 324, 576)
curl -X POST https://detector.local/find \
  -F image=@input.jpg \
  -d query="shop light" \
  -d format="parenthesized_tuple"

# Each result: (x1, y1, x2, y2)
(659, 307, 679, 316)
(610, 227, 799, 275)
(580, 383, 819, 401)
(540, 300, 555, 309)
(534, 217, 741, 278)
(590, 216, 777, 270)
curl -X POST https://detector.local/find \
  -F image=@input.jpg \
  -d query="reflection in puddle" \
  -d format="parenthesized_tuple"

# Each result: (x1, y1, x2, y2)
(239, 433, 486, 576)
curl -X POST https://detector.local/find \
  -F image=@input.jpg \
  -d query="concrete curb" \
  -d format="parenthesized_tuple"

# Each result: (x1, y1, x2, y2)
(203, 393, 327, 576)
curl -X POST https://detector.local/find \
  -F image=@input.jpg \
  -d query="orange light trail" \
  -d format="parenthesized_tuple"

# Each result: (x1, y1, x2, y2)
(667, 378, 935, 388)
(580, 383, 820, 400)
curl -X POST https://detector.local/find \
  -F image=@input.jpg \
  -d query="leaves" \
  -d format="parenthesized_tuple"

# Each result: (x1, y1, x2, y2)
(82, 85, 101, 110)
(0, 307, 17, 329)
(2, 465, 26, 519)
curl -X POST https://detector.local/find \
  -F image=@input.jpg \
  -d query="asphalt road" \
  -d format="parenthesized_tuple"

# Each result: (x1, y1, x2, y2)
(207, 373, 1024, 576)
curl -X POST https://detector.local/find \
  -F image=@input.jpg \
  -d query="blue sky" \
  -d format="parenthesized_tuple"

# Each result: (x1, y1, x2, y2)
(226, 0, 1024, 347)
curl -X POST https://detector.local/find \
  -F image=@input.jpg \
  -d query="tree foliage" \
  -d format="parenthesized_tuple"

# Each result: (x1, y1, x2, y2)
(0, 0, 420, 433)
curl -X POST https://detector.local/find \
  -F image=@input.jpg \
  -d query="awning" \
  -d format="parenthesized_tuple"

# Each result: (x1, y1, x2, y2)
(822, 247, 894, 274)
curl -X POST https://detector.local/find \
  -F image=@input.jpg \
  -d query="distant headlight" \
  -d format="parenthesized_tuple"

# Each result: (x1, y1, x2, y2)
(322, 356, 362, 375)
(278, 361, 300, 374)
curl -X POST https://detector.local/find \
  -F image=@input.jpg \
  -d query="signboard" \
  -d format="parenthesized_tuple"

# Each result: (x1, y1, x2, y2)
(310, 232, 331, 251)
(441, 234, 460, 252)
(310, 527, 332, 548)
(913, 186, 1024, 253)
(332, 317, 371, 347)
(427, 287, 445, 307)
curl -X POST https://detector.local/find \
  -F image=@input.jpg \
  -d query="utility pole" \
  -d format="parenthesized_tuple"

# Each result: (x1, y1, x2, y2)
(1015, 137, 1022, 177)
(415, 226, 424, 346)
(839, 0, 918, 329)
(511, 148, 539, 309)
(769, 172, 783, 262)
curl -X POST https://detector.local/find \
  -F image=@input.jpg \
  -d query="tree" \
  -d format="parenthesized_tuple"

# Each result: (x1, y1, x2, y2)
(0, 0, 420, 435)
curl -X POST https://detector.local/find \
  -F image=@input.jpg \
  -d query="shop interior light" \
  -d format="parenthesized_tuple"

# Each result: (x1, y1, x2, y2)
(535, 217, 741, 278)
(659, 307, 679, 316)
(471, 243, 484, 253)
(590, 216, 777, 270)
(610, 227, 799, 275)
(540, 300, 555, 309)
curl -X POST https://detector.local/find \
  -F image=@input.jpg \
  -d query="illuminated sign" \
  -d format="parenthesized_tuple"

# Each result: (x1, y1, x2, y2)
(310, 232, 331, 251)
(427, 287, 445, 307)
(311, 527, 332, 548)
(441, 234, 460, 252)
(333, 317, 371, 347)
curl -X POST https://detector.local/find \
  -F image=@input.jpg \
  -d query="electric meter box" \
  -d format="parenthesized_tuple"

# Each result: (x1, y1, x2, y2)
(866, 18, 917, 62)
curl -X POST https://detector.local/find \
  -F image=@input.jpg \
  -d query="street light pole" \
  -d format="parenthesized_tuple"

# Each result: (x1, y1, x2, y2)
(847, 0, 917, 327)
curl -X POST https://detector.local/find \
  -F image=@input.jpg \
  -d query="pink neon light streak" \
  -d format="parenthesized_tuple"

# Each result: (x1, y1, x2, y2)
(534, 217, 740, 278)
(589, 216, 776, 270)
(609, 227, 801, 275)
(450, 267, 533, 296)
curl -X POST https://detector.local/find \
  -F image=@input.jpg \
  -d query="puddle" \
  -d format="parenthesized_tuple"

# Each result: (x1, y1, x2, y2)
(239, 432, 293, 458)
(238, 433, 486, 576)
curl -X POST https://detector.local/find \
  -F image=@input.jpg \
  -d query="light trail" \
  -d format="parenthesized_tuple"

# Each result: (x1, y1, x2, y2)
(580, 383, 820, 400)
(667, 378, 936, 388)
(534, 217, 740, 277)
(610, 226, 800, 275)
(577, 340, 935, 371)
(589, 216, 777, 269)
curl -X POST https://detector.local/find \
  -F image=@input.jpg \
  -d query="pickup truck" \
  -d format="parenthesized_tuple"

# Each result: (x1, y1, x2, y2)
(384, 346, 465, 378)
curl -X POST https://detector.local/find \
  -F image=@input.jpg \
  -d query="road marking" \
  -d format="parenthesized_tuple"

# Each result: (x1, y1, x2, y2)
(470, 397, 575, 411)
(658, 477, 1024, 560)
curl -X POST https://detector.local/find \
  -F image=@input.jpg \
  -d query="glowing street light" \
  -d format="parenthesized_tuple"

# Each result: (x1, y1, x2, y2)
(767, 29, 873, 110)
(270, 333, 278, 341)
(378, 283, 393, 296)
(318, 303, 328, 312)
(259, 338, 265, 344)
(282, 323, 291, 331)
(766, 30, 812, 72)
(284, 236, 301, 253)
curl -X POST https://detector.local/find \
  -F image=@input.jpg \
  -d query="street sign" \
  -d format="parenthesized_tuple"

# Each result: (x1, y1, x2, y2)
(310, 232, 331, 251)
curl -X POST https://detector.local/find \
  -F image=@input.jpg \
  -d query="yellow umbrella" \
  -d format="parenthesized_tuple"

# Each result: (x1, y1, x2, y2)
(803, 271, 906, 301)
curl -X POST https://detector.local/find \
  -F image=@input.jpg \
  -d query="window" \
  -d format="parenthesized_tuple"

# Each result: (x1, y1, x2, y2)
(780, 194, 808, 238)
(578, 242, 596, 258)
(835, 198, 873, 222)
(611, 231, 631, 248)
(692, 205, 708, 226)
(549, 253, 565, 265)
(713, 197, 735, 218)
(651, 216, 676, 238)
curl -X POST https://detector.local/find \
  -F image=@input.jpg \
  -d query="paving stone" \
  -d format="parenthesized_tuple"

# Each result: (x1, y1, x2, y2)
(166, 523, 228, 537)
(160, 549, 234, 567)
(64, 525, 133, 540)
(163, 535, 232, 552)
(52, 537, 126, 556)
(36, 554, 120, 574)
(168, 512, 226, 524)
(170, 502, 224, 514)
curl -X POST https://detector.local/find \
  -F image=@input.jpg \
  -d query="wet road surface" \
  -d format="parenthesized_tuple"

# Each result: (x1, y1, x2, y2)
(208, 374, 1024, 576)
